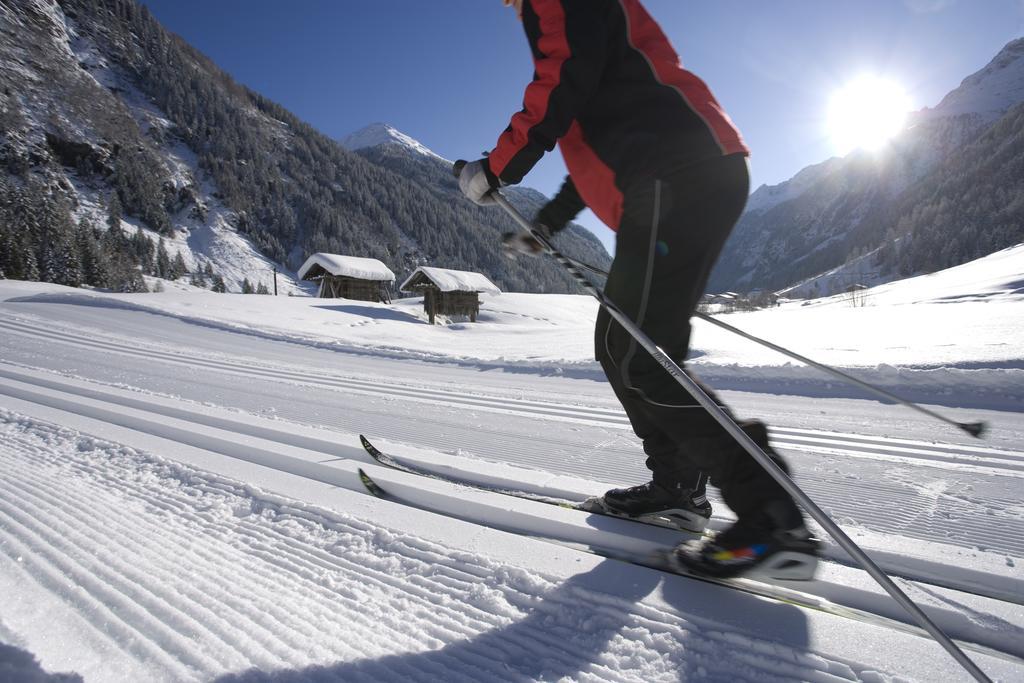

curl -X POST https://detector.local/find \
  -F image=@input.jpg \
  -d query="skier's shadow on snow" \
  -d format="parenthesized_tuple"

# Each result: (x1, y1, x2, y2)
(0, 642, 83, 683)
(212, 558, 809, 682)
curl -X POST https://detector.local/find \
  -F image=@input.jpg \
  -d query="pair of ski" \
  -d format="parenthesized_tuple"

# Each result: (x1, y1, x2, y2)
(356, 435, 846, 619)
(358, 434, 705, 532)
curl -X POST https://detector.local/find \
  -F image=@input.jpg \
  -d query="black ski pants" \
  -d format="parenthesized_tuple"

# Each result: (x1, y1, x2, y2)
(595, 153, 794, 522)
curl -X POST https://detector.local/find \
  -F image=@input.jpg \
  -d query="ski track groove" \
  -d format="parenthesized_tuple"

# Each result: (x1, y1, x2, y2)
(0, 417, 611, 682)
(791, 472, 1024, 555)
(780, 438, 1024, 474)
(6, 359, 1024, 595)
(0, 317, 628, 423)
(9, 315, 1021, 472)
(225, 519, 563, 678)
(9, 313, 1024, 493)
(0, 480, 210, 676)
(774, 426, 1024, 458)
(42, 437, 372, 661)
(0, 454, 296, 671)
(0, 435, 321, 667)
(4, 350, 1024, 569)
(26, 455, 345, 667)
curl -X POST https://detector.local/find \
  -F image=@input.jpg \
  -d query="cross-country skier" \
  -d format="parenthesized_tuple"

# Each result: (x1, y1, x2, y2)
(456, 0, 820, 578)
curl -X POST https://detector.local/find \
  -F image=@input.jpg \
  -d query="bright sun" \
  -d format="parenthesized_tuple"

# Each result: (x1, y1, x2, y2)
(827, 76, 912, 154)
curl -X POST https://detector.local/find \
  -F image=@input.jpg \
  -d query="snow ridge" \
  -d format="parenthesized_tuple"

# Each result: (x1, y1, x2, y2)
(929, 37, 1024, 122)
(744, 157, 843, 215)
(340, 122, 447, 161)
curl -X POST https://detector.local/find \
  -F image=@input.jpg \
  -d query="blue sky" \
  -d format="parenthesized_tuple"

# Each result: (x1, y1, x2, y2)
(141, 0, 1024, 252)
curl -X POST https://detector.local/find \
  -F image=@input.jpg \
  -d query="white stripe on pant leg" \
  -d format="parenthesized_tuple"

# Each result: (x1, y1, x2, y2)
(606, 181, 726, 411)
(619, 179, 662, 391)
(691, 471, 707, 504)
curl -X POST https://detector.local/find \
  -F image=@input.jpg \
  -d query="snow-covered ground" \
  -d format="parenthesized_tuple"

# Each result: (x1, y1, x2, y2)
(1, 244, 1023, 682)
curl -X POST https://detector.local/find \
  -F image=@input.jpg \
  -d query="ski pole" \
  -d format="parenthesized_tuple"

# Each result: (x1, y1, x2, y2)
(692, 312, 988, 436)
(455, 161, 993, 683)
(521, 235, 988, 438)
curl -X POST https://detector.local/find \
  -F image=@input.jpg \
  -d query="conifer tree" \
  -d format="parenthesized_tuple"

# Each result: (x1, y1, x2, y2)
(155, 238, 171, 278)
(35, 193, 82, 287)
(130, 230, 155, 274)
(171, 251, 187, 279)
(115, 264, 147, 293)
(107, 193, 123, 232)
(76, 218, 109, 287)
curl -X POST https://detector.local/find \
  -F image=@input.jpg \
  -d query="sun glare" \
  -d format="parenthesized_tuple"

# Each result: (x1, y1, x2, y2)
(827, 76, 912, 155)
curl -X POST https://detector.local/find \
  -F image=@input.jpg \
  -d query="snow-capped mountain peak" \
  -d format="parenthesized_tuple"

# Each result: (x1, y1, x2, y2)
(928, 37, 1024, 122)
(744, 157, 843, 215)
(340, 122, 446, 161)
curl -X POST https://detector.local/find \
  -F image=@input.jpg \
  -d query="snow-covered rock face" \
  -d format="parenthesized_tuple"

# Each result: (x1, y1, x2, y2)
(340, 122, 447, 161)
(0, 0, 307, 295)
(927, 37, 1024, 122)
(744, 158, 843, 215)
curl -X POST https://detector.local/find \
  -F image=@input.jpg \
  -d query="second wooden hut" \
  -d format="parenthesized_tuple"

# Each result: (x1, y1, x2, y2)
(400, 266, 500, 324)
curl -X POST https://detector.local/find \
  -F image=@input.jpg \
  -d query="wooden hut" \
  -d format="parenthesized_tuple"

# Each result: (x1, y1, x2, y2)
(400, 266, 501, 324)
(700, 291, 739, 312)
(297, 253, 396, 302)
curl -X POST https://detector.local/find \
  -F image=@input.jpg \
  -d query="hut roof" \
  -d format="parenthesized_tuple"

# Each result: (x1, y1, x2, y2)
(298, 253, 395, 282)
(400, 266, 501, 295)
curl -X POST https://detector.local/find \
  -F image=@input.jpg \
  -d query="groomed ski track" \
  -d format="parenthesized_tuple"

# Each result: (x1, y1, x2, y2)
(2, 299, 1024, 681)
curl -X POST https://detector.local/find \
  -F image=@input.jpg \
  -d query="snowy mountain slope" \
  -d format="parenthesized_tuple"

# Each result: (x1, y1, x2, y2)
(340, 122, 449, 162)
(775, 245, 887, 299)
(0, 0, 305, 294)
(713, 38, 1024, 296)
(1, 0, 607, 297)
(342, 122, 613, 291)
(61, 37, 305, 296)
(928, 37, 1024, 123)
(743, 157, 845, 216)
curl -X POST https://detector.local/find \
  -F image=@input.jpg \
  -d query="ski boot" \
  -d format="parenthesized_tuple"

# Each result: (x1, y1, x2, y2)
(583, 481, 712, 533)
(670, 501, 821, 580)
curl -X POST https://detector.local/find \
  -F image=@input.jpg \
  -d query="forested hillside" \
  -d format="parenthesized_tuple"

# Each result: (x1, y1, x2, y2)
(0, 0, 610, 295)
(874, 101, 1024, 276)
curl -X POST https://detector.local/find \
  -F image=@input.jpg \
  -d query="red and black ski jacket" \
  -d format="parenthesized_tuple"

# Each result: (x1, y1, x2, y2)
(487, 0, 748, 232)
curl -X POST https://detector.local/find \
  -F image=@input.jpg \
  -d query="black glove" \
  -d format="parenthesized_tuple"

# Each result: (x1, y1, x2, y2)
(502, 225, 551, 259)
(535, 175, 585, 233)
